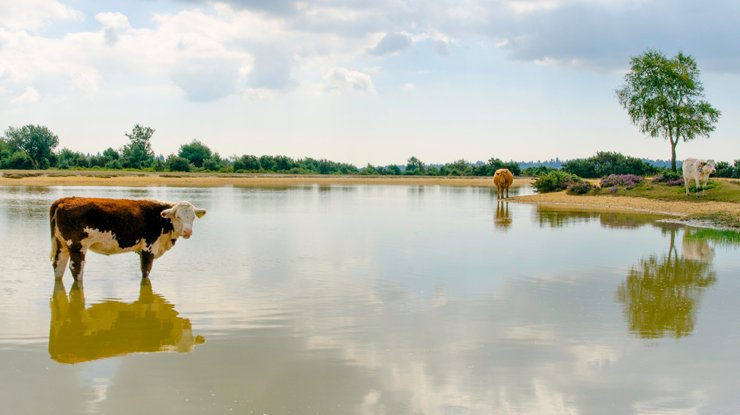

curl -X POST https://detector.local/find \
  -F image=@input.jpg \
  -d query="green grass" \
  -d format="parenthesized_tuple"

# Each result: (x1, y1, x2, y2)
(600, 179, 740, 203)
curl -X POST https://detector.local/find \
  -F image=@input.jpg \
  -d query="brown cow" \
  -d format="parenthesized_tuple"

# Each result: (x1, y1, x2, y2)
(50, 197, 206, 281)
(493, 168, 514, 199)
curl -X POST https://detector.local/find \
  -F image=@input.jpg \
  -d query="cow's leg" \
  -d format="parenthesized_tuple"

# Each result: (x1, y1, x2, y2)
(684, 177, 690, 195)
(694, 177, 701, 197)
(68, 243, 87, 281)
(140, 251, 154, 279)
(52, 238, 70, 280)
(505, 186, 509, 199)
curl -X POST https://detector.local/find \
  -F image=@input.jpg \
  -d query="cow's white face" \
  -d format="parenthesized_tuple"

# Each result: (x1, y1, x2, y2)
(703, 160, 717, 175)
(161, 202, 206, 239)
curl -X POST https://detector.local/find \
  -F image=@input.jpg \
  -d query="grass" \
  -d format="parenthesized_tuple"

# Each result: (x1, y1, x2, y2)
(598, 178, 740, 203)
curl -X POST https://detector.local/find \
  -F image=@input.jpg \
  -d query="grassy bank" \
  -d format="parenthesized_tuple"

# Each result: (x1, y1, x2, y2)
(516, 178, 740, 229)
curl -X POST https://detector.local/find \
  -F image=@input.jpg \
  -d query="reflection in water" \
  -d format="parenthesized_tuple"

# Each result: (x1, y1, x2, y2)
(617, 228, 716, 339)
(536, 206, 667, 229)
(493, 201, 512, 231)
(49, 279, 205, 363)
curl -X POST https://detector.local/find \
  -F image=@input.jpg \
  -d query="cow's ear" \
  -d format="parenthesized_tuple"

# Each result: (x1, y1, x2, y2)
(161, 208, 174, 218)
(195, 208, 206, 218)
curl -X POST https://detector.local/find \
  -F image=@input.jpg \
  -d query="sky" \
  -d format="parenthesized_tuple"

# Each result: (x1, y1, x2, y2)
(0, 0, 738, 166)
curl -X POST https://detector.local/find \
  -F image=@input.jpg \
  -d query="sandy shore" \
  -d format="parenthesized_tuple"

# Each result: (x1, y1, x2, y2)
(513, 192, 739, 217)
(0, 170, 529, 188)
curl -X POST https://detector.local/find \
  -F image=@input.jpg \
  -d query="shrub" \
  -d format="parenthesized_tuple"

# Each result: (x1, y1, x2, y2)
(652, 171, 684, 186)
(566, 181, 594, 195)
(562, 151, 657, 178)
(600, 174, 643, 189)
(532, 170, 583, 193)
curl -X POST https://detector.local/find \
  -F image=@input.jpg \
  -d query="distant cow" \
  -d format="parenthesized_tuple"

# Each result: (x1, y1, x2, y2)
(50, 197, 206, 281)
(493, 168, 514, 199)
(682, 158, 716, 196)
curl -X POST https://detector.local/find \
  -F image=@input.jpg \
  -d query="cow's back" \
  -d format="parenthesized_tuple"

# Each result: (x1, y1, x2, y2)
(682, 158, 698, 177)
(494, 169, 514, 187)
(51, 198, 175, 249)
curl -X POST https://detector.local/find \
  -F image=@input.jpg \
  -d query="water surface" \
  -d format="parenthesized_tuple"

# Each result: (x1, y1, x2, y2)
(1, 185, 739, 414)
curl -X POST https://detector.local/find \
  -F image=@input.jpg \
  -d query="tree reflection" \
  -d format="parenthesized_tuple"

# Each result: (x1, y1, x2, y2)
(535, 206, 666, 229)
(617, 228, 716, 339)
(49, 279, 205, 363)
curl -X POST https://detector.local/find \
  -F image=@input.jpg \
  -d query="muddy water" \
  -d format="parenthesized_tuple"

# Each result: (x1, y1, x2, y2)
(1, 185, 739, 414)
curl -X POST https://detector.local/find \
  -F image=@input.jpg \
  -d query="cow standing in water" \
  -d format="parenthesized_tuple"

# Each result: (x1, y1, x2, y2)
(493, 168, 514, 199)
(50, 197, 206, 281)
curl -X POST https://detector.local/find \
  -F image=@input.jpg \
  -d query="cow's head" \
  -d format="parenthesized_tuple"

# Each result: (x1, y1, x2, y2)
(161, 202, 206, 239)
(698, 160, 717, 176)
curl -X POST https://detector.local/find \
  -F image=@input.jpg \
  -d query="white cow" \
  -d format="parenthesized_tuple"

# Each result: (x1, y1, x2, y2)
(682, 158, 716, 196)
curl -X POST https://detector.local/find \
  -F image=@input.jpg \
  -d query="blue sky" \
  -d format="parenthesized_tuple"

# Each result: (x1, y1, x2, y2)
(1, 0, 738, 165)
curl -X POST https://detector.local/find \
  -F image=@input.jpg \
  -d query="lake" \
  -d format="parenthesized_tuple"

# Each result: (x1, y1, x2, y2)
(1, 184, 739, 414)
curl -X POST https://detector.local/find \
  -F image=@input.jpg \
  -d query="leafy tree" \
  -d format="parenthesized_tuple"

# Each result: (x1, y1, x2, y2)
(3, 124, 59, 169)
(405, 156, 425, 175)
(202, 153, 225, 171)
(165, 154, 191, 172)
(56, 148, 90, 169)
(233, 155, 261, 171)
(178, 139, 212, 168)
(562, 152, 657, 178)
(616, 50, 721, 171)
(121, 124, 155, 169)
(441, 159, 472, 176)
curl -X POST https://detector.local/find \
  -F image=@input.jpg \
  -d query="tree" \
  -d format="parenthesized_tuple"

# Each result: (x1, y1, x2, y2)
(121, 124, 155, 169)
(405, 156, 425, 175)
(178, 139, 212, 168)
(3, 124, 59, 169)
(165, 154, 191, 172)
(616, 50, 721, 171)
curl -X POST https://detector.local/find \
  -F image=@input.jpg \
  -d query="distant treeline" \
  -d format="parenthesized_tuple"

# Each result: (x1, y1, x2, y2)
(2, 124, 739, 178)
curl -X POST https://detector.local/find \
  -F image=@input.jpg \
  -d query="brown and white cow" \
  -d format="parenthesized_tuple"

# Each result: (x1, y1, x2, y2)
(50, 197, 206, 281)
(682, 158, 716, 196)
(493, 168, 514, 199)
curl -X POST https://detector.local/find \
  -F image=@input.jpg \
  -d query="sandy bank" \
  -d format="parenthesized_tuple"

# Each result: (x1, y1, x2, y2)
(0, 170, 530, 188)
(513, 191, 740, 228)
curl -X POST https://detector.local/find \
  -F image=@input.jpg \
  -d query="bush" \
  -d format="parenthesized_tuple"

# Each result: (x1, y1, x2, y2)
(566, 181, 595, 195)
(165, 155, 191, 172)
(652, 171, 684, 186)
(532, 170, 583, 193)
(600, 174, 643, 189)
(562, 151, 657, 178)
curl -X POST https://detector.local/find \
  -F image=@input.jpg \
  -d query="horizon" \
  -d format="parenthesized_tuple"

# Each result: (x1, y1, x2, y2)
(1, 0, 739, 165)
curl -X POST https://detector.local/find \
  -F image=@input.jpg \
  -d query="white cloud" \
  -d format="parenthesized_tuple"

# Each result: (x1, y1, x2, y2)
(367, 32, 413, 56)
(95, 12, 131, 45)
(323, 67, 376, 94)
(0, 0, 82, 31)
(10, 86, 41, 105)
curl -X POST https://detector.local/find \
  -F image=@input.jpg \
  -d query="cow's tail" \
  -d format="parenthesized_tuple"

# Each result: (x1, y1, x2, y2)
(49, 199, 62, 261)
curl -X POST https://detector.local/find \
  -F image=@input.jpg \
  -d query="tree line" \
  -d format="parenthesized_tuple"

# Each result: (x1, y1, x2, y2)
(2, 123, 738, 178)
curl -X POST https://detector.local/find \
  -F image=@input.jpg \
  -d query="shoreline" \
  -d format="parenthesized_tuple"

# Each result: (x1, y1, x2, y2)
(2, 170, 738, 229)
(0, 170, 527, 188)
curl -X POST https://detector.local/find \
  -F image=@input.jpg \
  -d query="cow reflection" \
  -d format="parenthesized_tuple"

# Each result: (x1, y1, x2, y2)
(49, 279, 205, 364)
(617, 228, 716, 339)
(682, 231, 715, 262)
(493, 201, 512, 231)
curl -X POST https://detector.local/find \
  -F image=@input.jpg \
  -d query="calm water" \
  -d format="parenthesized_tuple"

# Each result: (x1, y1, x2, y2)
(1, 184, 739, 414)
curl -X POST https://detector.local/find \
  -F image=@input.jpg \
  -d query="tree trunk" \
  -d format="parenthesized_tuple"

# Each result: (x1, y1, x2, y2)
(670, 138, 678, 172)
